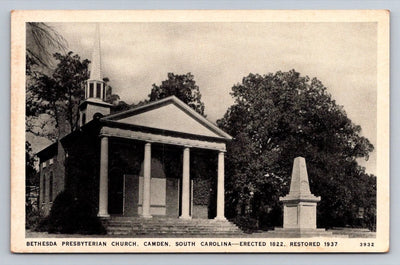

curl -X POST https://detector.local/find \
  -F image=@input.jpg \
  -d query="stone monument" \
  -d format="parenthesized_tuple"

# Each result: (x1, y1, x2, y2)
(280, 156, 320, 229)
(268, 156, 334, 237)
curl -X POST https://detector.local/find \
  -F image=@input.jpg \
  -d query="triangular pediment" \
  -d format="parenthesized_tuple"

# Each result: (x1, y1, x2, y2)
(103, 96, 232, 140)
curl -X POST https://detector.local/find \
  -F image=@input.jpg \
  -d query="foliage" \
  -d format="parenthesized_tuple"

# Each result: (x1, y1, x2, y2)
(25, 19, 51, 224)
(26, 22, 66, 72)
(45, 191, 106, 235)
(217, 70, 376, 230)
(193, 178, 211, 206)
(103, 77, 133, 113)
(232, 216, 259, 233)
(149, 72, 205, 115)
(27, 52, 90, 139)
(26, 207, 44, 230)
(25, 141, 38, 187)
(25, 141, 40, 229)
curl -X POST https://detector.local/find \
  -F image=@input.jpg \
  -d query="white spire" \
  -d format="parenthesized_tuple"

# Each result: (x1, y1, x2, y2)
(89, 23, 102, 81)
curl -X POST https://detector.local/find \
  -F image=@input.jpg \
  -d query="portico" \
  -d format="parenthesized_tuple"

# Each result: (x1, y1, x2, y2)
(96, 96, 231, 220)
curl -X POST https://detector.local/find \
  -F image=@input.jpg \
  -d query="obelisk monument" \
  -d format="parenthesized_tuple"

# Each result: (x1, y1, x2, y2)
(263, 156, 338, 237)
(279, 156, 321, 229)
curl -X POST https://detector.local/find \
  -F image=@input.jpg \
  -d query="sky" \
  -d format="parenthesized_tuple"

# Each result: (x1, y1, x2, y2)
(40, 22, 377, 175)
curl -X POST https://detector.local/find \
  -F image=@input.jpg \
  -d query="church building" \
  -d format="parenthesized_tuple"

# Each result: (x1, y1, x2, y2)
(36, 26, 232, 224)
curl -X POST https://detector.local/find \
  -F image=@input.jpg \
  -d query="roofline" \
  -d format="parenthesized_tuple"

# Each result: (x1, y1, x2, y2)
(79, 99, 112, 110)
(102, 96, 233, 140)
(36, 119, 101, 157)
(36, 141, 58, 157)
(100, 119, 230, 144)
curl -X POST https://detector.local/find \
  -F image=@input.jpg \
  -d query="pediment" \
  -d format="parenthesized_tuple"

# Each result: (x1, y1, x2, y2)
(103, 96, 231, 140)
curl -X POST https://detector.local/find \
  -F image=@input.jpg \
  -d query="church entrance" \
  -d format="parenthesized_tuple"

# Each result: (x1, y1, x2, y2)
(119, 157, 181, 217)
(105, 141, 215, 219)
(121, 175, 180, 217)
(108, 168, 124, 214)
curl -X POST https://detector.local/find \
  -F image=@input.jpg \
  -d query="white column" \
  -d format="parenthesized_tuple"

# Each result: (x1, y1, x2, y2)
(98, 136, 110, 217)
(142, 142, 152, 218)
(215, 151, 226, 220)
(180, 147, 191, 219)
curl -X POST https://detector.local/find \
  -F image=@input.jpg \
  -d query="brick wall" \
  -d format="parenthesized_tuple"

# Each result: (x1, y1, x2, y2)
(38, 141, 66, 216)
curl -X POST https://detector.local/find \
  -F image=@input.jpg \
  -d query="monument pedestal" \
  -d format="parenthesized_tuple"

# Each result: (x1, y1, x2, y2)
(281, 199, 319, 229)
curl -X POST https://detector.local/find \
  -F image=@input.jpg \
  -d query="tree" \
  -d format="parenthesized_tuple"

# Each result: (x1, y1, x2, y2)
(25, 141, 38, 196)
(27, 52, 90, 139)
(103, 77, 132, 113)
(25, 141, 39, 190)
(25, 22, 66, 227)
(25, 141, 40, 228)
(26, 23, 67, 138)
(217, 70, 376, 230)
(148, 72, 218, 214)
(26, 22, 66, 73)
(149, 72, 205, 115)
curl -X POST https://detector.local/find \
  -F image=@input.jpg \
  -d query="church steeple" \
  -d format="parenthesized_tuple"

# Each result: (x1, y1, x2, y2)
(79, 23, 111, 127)
(90, 24, 102, 82)
(85, 23, 106, 101)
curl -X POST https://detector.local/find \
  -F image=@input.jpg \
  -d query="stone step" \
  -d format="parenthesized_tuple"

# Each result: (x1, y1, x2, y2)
(107, 232, 241, 234)
(108, 224, 240, 230)
(107, 221, 240, 227)
(258, 228, 346, 238)
(107, 217, 237, 222)
(108, 220, 236, 225)
(107, 228, 240, 233)
(108, 225, 240, 231)
(107, 229, 242, 234)
(118, 220, 238, 224)
(105, 217, 243, 236)
(108, 223, 234, 227)
(107, 229, 241, 234)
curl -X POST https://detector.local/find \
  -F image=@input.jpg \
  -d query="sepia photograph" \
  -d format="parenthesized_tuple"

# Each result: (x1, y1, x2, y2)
(11, 10, 389, 253)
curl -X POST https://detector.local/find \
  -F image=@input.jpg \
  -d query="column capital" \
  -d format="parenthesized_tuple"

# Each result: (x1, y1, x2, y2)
(218, 149, 227, 153)
(99, 133, 109, 138)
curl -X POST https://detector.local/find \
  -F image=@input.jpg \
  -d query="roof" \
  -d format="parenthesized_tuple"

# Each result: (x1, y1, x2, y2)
(102, 96, 232, 140)
(36, 96, 232, 157)
(36, 141, 58, 159)
(79, 98, 112, 109)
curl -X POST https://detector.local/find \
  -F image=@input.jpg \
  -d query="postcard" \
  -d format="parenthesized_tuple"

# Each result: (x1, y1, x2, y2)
(11, 10, 389, 253)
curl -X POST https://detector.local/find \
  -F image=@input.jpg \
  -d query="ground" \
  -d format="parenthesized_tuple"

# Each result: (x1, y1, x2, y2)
(26, 229, 376, 238)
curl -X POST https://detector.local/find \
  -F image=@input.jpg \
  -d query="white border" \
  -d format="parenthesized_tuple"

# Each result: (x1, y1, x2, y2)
(10, 9, 389, 254)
